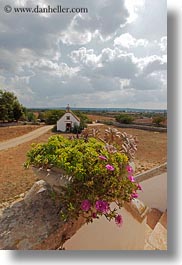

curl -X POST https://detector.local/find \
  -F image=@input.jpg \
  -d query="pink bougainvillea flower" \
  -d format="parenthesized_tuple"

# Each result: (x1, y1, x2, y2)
(92, 212, 97, 218)
(115, 214, 123, 227)
(137, 183, 143, 191)
(105, 164, 114, 171)
(128, 175, 135, 182)
(95, 200, 109, 213)
(81, 199, 91, 211)
(131, 192, 139, 199)
(99, 155, 107, 160)
(126, 165, 133, 174)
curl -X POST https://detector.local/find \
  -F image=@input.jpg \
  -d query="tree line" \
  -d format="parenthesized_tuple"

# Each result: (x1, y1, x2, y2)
(0, 90, 25, 122)
(0, 90, 91, 131)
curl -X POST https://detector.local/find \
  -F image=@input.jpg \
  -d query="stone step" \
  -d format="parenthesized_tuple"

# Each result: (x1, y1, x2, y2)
(144, 224, 155, 250)
(148, 222, 167, 250)
(146, 208, 163, 229)
(144, 241, 156, 250)
(159, 209, 167, 229)
(145, 224, 153, 241)
(144, 209, 167, 250)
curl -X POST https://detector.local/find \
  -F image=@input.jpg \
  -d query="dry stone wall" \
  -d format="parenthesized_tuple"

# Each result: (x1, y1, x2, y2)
(0, 180, 85, 250)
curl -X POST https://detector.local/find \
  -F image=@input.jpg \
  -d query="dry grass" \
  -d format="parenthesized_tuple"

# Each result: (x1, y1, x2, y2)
(0, 130, 53, 203)
(87, 114, 115, 122)
(0, 125, 42, 142)
(0, 125, 167, 204)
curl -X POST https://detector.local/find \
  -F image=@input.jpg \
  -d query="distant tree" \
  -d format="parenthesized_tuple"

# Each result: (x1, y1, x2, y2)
(0, 89, 24, 122)
(115, 114, 134, 124)
(44, 110, 64, 125)
(152, 115, 166, 126)
(13, 101, 24, 121)
(20, 106, 28, 121)
(74, 111, 92, 125)
(27, 112, 36, 122)
(37, 111, 46, 122)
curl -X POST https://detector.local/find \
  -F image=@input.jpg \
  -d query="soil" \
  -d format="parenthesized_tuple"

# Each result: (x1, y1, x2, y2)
(0, 125, 42, 142)
(87, 114, 115, 122)
(0, 125, 167, 204)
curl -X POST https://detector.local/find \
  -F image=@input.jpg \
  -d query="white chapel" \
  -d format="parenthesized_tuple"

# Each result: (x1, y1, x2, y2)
(57, 104, 80, 132)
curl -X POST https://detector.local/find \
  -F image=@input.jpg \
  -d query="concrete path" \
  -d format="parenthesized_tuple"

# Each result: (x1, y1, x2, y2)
(0, 125, 53, 151)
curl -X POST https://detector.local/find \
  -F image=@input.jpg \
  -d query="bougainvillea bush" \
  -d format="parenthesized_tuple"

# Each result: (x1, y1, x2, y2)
(25, 127, 141, 227)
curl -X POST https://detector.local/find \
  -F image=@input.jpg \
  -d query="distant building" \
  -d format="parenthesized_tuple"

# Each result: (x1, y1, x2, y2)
(57, 104, 80, 132)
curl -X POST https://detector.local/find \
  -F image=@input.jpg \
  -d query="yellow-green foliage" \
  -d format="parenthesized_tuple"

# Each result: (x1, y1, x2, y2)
(25, 135, 140, 225)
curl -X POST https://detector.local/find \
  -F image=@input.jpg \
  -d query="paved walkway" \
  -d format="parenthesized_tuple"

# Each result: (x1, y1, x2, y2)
(0, 125, 53, 151)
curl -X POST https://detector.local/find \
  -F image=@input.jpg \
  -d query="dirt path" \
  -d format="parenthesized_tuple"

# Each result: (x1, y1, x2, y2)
(0, 125, 53, 151)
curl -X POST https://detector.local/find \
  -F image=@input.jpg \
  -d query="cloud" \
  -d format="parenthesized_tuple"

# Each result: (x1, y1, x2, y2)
(159, 36, 167, 52)
(0, 0, 167, 109)
(114, 33, 148, 49)
(98, 52, 138, 79)
(31, 59, 79, 78)
(70, 0, 129, 36)
(60, 16, 93, 45)
(123, 0, 167, 40)
(70, 46, 139, 78)
(70, 47, 100, 67)
(142, 58, 167, 76)
(0, 0, 76, 52)
(130, 72, 166, 91)
(124, 0, 145, 23)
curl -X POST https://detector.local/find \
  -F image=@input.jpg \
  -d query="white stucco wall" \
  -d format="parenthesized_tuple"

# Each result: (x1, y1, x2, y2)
(136, 173, 167, 212)
(64, 204, 146, 250)
(57, 113, 80, 132)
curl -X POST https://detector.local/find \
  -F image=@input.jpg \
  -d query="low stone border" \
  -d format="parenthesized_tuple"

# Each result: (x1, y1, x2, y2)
(113, 122, 167, 132)
(135, 163, 167, 183)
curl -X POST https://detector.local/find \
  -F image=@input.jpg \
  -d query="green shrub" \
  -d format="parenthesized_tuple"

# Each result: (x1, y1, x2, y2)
(152, 115, 166, 126)
(51, 124, 57, 132)
(103, 120, 114, 125)
(44, 110, 64, 125)
(115, 114, 134, 124)
(25, 129, 140, 226)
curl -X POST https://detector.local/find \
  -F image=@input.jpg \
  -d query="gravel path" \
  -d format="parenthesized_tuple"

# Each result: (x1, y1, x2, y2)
(0, 125, 53, 151)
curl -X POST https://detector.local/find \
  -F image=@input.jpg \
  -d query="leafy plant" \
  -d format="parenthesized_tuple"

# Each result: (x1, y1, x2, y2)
(25, 128, 141, 227)
(71, 123, 86, 134)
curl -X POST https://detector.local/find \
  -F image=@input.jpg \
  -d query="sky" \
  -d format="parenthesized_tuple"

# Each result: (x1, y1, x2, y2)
(0, 0, 167, 109)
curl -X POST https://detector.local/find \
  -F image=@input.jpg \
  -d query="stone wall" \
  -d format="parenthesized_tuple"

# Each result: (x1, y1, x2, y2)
(0, 180, 85, 250)
(112, 122, 167, 132)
